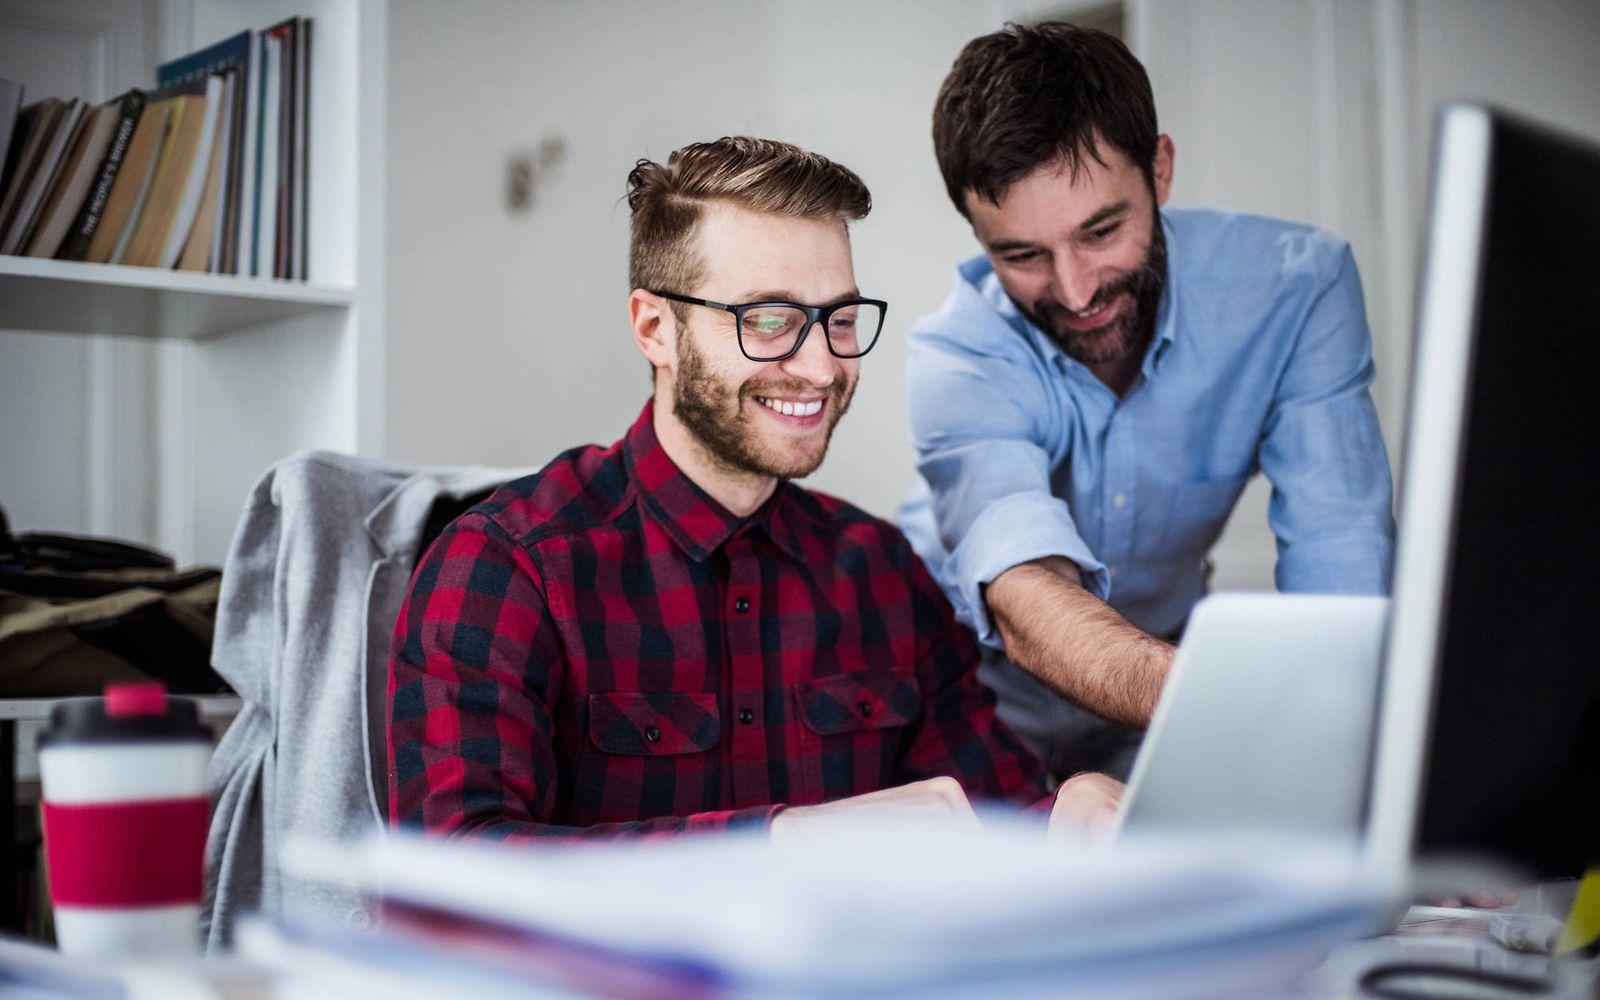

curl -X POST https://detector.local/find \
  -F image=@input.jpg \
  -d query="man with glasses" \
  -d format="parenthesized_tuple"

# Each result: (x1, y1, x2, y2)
(900, 23, 1396, 780)
(387, 136, 1121, 840)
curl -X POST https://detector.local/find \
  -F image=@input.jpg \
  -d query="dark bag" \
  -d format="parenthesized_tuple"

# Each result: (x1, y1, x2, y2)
(0, 507, 227, 696)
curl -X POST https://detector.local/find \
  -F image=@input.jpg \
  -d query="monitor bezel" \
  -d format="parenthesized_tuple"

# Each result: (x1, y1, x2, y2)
(1363, 103, 1494, 896)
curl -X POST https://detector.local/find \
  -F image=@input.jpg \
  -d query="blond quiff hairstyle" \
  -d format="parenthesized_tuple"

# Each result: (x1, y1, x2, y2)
(626, 137, 872, 311)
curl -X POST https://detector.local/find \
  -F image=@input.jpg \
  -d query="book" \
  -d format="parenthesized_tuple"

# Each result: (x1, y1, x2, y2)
(157, 29, 251, 87)
(265, 18, 296, 279)
(1, 97, 86, 255)
(84, 99, 169, 264)
(0, 79, 24, 195)
(256, 33, 282, 279)
(236, 36, 261, 275)
(178, 80, 229, 271)
(158, 30, 252, 274)
(206, 67, 238, 273)
(0, 98, 56, 237)
(292, 17, 311, 280)
(117, 82, 208, 267)
(23, 100, 120, 258)
(57, 89, 147, 262)
(156, 74, 225, 268)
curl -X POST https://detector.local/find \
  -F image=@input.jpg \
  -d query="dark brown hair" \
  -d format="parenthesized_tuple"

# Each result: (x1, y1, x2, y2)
(626, 137, 871, 308)
(932, 22, 1158, 217)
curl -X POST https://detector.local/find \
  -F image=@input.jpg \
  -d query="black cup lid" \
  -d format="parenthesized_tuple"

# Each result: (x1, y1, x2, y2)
(38, 683, 212, 748)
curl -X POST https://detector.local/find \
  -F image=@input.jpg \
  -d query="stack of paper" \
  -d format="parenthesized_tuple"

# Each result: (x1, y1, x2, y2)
(265, 818, 1384, 998)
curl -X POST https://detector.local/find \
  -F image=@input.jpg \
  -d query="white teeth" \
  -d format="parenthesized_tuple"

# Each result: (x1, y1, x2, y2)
(755, 396, 823, 417)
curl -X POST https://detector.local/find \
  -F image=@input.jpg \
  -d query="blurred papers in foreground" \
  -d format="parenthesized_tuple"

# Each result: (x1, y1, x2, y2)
(263, 818, 1383, 999)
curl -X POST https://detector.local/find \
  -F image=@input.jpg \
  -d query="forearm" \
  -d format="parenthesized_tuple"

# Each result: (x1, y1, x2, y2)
(984, 557, 1174, 727)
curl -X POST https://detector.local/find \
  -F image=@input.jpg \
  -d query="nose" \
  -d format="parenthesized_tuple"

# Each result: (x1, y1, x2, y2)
(1052, 251, 1099, 312)
(778, 318, 840, 388)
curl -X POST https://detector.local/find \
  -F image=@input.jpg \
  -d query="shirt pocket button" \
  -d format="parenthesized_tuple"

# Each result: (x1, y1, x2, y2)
(645, 725, 661, 743)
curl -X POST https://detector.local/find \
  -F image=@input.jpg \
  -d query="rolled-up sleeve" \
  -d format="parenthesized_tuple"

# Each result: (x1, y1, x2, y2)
(1261, 247, 1396, 594)
(906, 316, 1107, 648)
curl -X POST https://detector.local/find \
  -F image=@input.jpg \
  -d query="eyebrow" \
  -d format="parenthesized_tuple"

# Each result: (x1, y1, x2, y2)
(984, 200, 1133, 254)
(1075, 200, 1131, 234)
(734, 288, 862, 306)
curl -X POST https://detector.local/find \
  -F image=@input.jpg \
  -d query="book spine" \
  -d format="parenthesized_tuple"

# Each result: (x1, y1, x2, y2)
(57, 90, 145, 261)
(3, 99, 85, 254)
(295, 17, 311, 280)
(237, 32, 259, 276)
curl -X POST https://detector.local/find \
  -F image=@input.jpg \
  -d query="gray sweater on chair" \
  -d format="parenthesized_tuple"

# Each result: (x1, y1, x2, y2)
(201, 450, 524, 950)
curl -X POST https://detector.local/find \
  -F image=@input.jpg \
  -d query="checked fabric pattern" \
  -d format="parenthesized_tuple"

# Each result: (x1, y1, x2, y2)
(387, 400, 1049, 840)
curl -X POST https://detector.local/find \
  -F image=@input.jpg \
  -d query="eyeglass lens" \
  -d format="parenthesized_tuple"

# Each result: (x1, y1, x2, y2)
(738, 303, 883, 360)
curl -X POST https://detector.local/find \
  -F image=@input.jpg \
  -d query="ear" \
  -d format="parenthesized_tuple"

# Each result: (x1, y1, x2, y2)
(629, 288, 677, 377)
(1151, 134, 1176, 207)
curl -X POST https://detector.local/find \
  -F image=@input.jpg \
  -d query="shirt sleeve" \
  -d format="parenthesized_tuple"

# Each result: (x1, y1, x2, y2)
(907, 316, 1107, 649)
(386, 512, 782, 840)
(1261, 246, 1396, 595)
(892, 538, 1051, 809)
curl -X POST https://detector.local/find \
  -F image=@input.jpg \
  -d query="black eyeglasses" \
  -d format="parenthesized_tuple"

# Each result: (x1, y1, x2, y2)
(651, 291, 888, 362)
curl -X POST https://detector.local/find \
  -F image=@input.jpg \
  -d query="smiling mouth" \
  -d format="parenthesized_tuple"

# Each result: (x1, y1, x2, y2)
(1060, 294, 1125, 332)
(753, 395, 824, 418)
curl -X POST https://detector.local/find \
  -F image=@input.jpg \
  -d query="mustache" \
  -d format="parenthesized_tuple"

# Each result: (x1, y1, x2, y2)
(1036, 263, 1147, 321)
(739, 378, 848, 401)
(1035, 221, 1168, 324)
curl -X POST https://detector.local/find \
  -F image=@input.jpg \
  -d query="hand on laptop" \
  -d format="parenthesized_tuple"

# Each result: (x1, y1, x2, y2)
(770, 776, 981, 841)
(1047, 772, 1125, 840)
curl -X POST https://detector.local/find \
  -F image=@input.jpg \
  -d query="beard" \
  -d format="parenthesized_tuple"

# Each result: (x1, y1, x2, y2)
(1019, 213, 1168, 367)
(671, 331, 856, 481)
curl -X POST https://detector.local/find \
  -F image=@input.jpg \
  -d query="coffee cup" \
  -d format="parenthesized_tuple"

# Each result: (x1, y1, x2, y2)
(37, 681, 212, 957)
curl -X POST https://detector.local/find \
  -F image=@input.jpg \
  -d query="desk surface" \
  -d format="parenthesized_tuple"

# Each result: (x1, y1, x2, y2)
(0, 695, 242, 722)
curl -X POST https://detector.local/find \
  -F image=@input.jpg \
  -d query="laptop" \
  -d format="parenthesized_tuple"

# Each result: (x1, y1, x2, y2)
(1117, 592, 1387, 840)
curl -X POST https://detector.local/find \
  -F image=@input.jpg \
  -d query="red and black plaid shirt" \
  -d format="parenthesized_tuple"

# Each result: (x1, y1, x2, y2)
(387, 400, 1048, 839)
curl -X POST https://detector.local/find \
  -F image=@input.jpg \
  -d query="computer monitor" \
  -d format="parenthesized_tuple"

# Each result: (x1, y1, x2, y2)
(1367, 104, 1600, 891)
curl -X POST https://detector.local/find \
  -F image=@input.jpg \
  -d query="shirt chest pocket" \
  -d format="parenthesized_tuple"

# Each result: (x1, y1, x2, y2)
(587, 691, 721, 755)
(578, 692, 721, 825)
(792, 671, 921, 801)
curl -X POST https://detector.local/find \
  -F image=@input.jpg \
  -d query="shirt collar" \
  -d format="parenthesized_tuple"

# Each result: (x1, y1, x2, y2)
(622, 399, 807, 564)
(1142, 210, 1181, 378)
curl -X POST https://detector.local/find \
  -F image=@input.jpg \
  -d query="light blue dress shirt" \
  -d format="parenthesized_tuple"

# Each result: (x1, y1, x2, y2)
(899, 207, 1395, 649)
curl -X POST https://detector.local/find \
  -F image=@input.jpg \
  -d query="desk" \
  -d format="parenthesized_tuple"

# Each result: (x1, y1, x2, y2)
(0, 695, 241, 934)
(1305, 905, 1598, 997)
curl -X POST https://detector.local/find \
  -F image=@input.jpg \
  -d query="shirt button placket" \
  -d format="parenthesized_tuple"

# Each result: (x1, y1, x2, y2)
(1106, 417, 1137, 574)
(724, 539, 768, 808)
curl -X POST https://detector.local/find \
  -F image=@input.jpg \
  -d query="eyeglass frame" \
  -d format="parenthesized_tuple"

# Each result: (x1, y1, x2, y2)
(649, 290, 889, 363)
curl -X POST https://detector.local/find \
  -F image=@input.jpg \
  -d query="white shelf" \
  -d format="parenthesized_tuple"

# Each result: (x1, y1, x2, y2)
(0, 255, 354, 339)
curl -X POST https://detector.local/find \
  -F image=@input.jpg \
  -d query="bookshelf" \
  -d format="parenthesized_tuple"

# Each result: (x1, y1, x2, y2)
(0, 256, 353, 338)
(0, 0, 387, 565)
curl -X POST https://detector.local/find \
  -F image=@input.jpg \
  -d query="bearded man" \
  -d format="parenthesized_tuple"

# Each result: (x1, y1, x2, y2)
(387, 136, 1121, 841)
(898, 23, 1396, 780)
